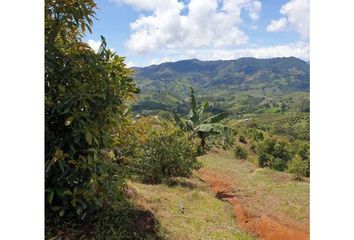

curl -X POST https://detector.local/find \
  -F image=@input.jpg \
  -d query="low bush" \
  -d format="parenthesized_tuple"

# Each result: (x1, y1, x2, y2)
(113, 116, 155, 165)
(291, 141, 310, 177)
(136, 122, 201, 183)
(257, 137, 292, 171)
(287, 155, 309, 180)
(234, 145, 248, 160)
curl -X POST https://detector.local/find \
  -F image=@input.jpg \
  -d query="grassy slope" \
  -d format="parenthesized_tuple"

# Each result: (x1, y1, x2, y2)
(130, 177, 254, 240)
(197, 149, 309, 227)
(129, 147, 309, 239)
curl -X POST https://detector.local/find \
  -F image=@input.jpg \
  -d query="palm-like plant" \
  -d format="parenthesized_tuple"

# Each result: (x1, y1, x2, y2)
(174, 88, 229, 150)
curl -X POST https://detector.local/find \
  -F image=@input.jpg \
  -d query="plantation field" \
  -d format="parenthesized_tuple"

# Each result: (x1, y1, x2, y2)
(253, 113, 309, 140)
(229, 112, 310, 142)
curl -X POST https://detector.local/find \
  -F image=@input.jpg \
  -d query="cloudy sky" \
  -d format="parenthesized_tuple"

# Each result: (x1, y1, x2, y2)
(84, 0, 309, 67)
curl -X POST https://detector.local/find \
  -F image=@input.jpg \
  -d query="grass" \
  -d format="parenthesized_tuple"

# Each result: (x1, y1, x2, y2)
(197, 148, 309, 226)
(127, 146, 309, 239)
(129, 177, 254, 240)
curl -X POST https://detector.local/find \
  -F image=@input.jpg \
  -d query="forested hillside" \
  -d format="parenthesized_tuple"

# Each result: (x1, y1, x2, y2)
(132, 57, 309, 117)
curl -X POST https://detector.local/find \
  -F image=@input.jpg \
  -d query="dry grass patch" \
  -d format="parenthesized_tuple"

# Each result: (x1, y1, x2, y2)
(129, 177, 254, 240)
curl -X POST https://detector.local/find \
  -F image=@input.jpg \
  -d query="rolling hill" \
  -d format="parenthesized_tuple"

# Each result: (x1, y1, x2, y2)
(131, 57, 309, 117)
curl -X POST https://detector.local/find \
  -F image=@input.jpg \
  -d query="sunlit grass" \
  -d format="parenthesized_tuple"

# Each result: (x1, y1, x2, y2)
(130, 177, 254, 240)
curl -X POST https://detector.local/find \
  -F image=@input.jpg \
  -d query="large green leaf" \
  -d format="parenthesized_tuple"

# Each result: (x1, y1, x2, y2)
(197, 101, 209, 118)
(195, 124, 214, 133)
(65, 116, 74, 126)
(204, 112, 228, 124)
(85, 131, 93, 145)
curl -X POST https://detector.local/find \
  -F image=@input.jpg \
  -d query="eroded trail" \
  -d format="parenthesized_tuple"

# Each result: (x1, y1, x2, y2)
(198, 169, 309, 240)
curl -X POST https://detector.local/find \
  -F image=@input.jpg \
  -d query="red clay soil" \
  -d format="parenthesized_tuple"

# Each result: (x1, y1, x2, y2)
(198, 169, 309, 240)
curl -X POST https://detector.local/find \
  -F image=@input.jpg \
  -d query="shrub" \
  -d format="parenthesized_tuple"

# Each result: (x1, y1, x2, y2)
(234, 145, 248, 160)
(45, 0, 138, 224)
(291, 141, 310, 177)
(239, 135, 247, 144)
(287, 155, 309, 180)
(297, 143, 310, 177)
(136, 122, 201, 183)
(257, 137, 292, 171)
(113, 116, 156, 164)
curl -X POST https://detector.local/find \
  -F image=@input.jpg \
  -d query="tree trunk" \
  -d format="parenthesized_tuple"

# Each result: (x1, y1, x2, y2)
(200, 134, 206, 150)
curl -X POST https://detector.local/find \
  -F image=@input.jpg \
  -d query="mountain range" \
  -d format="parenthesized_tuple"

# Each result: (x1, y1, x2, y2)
(131, 57, 309, 116)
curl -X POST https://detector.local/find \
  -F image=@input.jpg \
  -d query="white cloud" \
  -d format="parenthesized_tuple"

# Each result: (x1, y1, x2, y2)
(196, 42, 310, 61)
(87, 39, 101, 52)
(110, 0, 184, 12)
(266, 17, 288, 32)
(125, 61, 136, 68)
(140, 42, 309, 66)
(87, 40, 116, 53)
(149, 57, 176, 65)
(113, 0, 261, 54)
(266, 0, 309, 39)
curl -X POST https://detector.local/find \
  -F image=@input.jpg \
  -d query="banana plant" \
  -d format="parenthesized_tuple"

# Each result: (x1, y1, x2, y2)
(174, 88, 229, 150)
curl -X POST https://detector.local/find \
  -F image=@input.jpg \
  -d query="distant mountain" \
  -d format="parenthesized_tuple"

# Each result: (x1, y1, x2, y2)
(131, 57, 309, 116)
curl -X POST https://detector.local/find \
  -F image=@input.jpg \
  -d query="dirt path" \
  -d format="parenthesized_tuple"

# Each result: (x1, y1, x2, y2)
(198, 169, 309, 240)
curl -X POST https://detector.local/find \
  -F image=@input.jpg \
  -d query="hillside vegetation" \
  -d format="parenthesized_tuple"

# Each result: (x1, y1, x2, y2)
(132, 58, 309, 118)
(45, 0, 309, 239)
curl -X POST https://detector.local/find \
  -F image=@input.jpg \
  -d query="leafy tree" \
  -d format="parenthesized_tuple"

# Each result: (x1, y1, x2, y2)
(295, 142, 310, 177)
(45, 0, 138, 224)
(257, 137, 292, 171)
(135, 121, 201, 183)
(288, 155, 309, 180)
(173, 88, 229, 150)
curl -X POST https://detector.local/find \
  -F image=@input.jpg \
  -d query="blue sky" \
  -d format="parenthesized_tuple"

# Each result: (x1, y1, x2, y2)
(84, 0, 309, 67)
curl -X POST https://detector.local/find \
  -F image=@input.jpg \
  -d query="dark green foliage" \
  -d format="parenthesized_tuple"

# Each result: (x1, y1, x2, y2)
(239, 135, 247, 144)
(298, 143, 310, 161)
(45, 0, 138, 224)
(294, 142, 310, 177)
(257, 138, 292, 171)
(287, 155, 309, 180)
(136, 123, 201, 183)
(234, 145, 248, 160)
